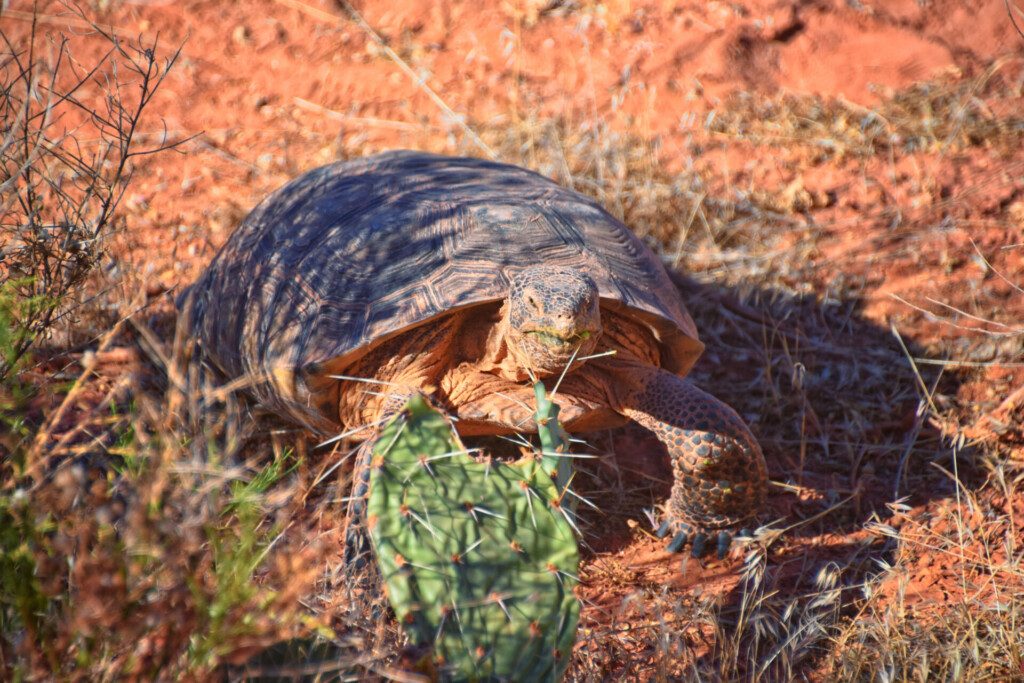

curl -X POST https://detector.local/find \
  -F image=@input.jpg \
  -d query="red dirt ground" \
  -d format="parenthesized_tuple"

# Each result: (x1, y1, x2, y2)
(5, 0, 1024, 676)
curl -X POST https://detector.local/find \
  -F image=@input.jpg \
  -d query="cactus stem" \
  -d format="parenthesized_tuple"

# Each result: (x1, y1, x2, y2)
(367, 396, 579, 679)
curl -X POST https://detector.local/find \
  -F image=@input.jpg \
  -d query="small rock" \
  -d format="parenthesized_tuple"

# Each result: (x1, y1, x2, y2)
(232, 25, 251, 45)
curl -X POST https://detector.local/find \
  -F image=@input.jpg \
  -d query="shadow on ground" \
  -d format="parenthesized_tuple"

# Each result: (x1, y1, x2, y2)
(136, 266, 972, 680)
(558, 271, 972, 675)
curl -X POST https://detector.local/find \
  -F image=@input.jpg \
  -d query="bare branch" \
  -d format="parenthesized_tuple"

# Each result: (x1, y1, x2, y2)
(0, 5, 186, 382)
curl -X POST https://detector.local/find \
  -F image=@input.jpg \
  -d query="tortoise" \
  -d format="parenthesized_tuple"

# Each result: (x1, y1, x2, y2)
(185, 150, 767, 558)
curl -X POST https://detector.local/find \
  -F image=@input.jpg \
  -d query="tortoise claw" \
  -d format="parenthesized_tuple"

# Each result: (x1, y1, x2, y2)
(716, 531, 732, 559)
(344, 527, 371, 566)
(659, 518, 745, 561)
(690, 533, 708, 558)
(666, 530, 690, 553)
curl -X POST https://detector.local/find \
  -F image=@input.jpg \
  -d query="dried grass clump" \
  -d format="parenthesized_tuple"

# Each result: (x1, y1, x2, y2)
(707, 61, 1024, 159)
(829, 480, 1024, 680)
(474, 113, 801, 261)
(0, 308, 349, 678)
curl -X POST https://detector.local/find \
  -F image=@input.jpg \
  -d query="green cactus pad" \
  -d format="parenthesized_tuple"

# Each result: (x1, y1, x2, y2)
(366, 395, 580, 681)
(533, 382, 572, 485)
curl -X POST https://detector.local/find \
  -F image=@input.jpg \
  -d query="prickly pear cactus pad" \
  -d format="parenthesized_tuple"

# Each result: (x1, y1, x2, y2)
(533, 382, 572, 487)
(366, 395, 580, 681)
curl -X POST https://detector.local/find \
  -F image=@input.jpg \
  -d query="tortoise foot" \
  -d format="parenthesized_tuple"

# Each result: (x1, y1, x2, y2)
(655, 517, 754, 560)
(621, 369, 767, 564)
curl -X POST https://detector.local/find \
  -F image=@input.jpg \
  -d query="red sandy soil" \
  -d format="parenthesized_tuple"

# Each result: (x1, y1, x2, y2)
(5, 0, 1024, 673)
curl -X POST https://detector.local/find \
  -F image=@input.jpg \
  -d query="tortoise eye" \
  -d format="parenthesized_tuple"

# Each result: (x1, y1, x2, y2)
(526, 294, 539, 310)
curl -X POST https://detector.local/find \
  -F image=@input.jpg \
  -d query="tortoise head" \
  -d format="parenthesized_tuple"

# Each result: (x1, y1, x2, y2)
(505, 265, 602, 377)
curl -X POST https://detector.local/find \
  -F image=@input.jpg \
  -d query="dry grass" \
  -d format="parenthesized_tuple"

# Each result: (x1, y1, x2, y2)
(706, 60, 1024, 160)
(3, 9, 1023, 680)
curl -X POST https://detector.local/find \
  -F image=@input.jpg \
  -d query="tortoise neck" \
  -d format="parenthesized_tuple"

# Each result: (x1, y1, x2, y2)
(478, 301, 534, 383)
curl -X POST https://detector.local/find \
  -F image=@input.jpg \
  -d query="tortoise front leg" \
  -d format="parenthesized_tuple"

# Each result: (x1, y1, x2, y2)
(343, 388, 430, 565)
(618, 366, 767, 558)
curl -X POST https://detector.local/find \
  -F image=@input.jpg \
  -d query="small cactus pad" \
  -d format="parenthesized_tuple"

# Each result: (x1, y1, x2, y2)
(367, 395, 580, 681)
(533, 382, 572, 487)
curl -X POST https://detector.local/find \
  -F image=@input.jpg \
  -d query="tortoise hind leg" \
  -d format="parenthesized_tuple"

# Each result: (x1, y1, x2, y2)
(617, 366, 767, 558)
(343, 440, 374, 565)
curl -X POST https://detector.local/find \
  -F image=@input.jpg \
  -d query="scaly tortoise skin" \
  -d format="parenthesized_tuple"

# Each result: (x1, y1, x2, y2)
(185, 150, 767, 557)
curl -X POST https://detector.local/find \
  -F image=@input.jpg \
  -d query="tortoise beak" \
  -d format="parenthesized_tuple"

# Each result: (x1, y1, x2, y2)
(524, 328, 595, 349)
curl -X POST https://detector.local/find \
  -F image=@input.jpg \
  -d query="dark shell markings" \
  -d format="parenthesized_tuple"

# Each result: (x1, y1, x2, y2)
(184, 150, 702, 430)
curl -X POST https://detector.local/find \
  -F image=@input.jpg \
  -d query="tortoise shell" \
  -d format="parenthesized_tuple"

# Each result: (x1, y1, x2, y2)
(185, 151, 703, 432)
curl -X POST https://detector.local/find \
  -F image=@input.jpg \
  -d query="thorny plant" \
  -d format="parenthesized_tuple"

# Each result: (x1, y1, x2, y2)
(0, 5, 184, 383)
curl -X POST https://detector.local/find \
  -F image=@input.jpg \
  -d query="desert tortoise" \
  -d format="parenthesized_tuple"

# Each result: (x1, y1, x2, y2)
(185, 150, 767, 557)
